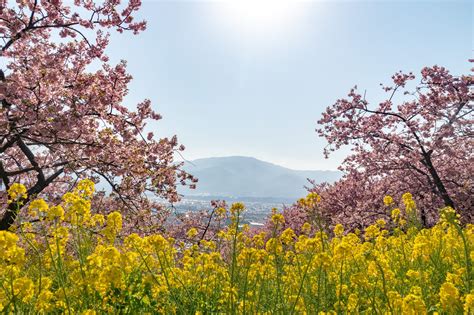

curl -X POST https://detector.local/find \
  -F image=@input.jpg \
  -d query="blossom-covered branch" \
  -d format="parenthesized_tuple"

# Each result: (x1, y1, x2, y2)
(0, 0, 196, 230)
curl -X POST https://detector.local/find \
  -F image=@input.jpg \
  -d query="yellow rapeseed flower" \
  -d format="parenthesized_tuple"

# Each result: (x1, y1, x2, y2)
(187, 228, 198, 238)
(76, 178, 95, 198)
(7, 183, 27, 203)
(301, 222, 312, 235)
(1, 182, 473, 314)
(465, 294, 474, 314)
(333, 224, 344, 237)
(103, 211, 123, 242)
(13, 277, 34, 302)
(271, 213, 285, 225)
(47, 205, 64, 221)
(439, 282, 460, 311)
(383, 195, 394, 206)
(28, 198, 49, 218)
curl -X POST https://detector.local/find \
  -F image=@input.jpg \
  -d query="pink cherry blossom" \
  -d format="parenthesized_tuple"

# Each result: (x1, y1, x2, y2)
(313, 65, 473, 229)
(0, 0, 195, 230)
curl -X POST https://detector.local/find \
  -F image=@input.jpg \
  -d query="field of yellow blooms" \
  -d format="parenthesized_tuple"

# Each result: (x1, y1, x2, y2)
(1, 180, 473, 314)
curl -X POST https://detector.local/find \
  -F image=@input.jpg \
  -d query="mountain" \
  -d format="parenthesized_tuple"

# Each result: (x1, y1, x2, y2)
(178, 156, 341, 200)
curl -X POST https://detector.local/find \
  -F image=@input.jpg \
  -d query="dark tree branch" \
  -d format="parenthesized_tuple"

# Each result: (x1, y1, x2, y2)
(0, 161, 10, 190)
(0, 167, 64, 230)
(16, 137, 45, 184)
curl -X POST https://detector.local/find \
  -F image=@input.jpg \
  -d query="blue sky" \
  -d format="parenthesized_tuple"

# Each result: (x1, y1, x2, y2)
(106, 0, 472, 170)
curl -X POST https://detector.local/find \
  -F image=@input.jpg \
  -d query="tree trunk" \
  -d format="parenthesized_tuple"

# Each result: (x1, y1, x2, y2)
(0, 168, 64, 230)
(423, 154, 456, 209)
(0, 199, 26, 230)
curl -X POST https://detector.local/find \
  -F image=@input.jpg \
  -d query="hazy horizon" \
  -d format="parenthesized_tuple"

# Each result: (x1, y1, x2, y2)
(186, 155, 343, 171)
(179, 155, 342, 199)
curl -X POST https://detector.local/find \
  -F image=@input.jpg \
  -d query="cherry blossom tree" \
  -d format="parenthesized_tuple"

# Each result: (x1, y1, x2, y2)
(313, 65, 473, 228)
(0, 0, 196, 230)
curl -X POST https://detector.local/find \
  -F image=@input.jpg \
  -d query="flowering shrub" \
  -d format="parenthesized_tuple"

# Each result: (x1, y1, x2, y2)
(1, 180, 473, 314)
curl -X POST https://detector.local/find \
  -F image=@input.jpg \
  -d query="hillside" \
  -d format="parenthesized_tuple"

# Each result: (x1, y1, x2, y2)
(179, 156, 341, 200)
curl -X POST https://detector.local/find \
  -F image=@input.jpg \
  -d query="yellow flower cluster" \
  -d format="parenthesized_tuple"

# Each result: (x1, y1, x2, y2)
(7, 183, 27, 204)
(383, 195, 394, 206)
(384, 193, 426, 227)
(297, 192, 321, 209)
(0, 181, 472, 314)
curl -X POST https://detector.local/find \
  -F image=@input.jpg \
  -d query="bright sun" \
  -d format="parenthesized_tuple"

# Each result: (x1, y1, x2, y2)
(212, 0, 306, 44)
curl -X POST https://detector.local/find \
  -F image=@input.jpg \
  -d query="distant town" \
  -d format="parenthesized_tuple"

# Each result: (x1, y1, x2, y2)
(172, 196, 294, 226)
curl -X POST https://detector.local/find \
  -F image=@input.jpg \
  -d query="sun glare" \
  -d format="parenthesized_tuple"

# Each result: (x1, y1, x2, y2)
(212, 0, 306, 44)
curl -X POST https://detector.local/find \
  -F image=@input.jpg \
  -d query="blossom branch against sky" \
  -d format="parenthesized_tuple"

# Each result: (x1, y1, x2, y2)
(106, 0, 471, 170)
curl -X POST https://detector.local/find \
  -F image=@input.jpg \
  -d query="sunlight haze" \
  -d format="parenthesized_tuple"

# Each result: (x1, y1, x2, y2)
(106, 0, 471, 170)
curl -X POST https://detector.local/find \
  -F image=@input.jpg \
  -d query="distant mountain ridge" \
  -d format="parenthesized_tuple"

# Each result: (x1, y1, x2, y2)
(178, 156, 342, 200)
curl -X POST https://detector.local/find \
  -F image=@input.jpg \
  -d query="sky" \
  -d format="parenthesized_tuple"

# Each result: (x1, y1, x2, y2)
(106, 0, 472, 171)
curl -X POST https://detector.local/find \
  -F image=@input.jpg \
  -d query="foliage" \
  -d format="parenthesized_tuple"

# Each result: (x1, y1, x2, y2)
(1, 180, 473, 314)
(0, 0, 196, 231)
(314, 66, 473, 228)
